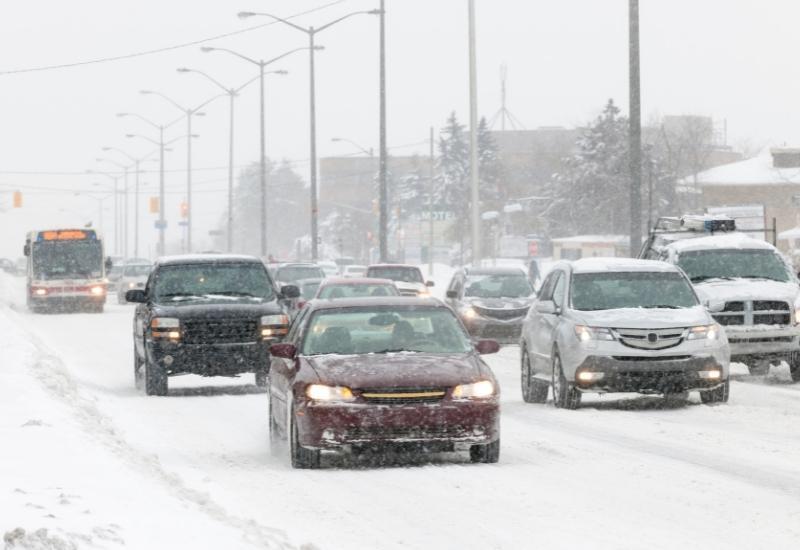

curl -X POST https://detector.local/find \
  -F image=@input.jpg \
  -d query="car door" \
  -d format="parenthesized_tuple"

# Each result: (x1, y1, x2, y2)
(133, 271, 156, 360)
(530, 270, 565, 375)
(524, 271, 557, 372)
(270, 307, 310, 430)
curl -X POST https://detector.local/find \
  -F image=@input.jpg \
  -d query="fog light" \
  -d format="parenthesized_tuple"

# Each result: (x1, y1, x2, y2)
(163, 355, 174, 365)
(698, 369, 722, 380)
(576, 370, 605, 382)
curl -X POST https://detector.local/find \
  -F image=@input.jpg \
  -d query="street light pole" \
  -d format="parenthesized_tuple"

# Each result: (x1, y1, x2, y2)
(378, 0, 388, 262)
(238, 10, 380, 261)
(468, 0, 481, 267)
(629, 0, 643, 254)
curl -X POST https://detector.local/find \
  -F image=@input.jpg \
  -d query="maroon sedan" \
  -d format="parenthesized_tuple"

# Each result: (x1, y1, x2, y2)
(268, 297, 501, 468)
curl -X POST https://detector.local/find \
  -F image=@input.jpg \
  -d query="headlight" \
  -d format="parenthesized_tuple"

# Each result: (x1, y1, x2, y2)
(305, 384, 354, 402)
(461, 306, 478, 320)
(794, 307, 800, 325)
(33, 288, 47, 296)
(90, 285, 105, 295)
(688, 324, 718, 340)
(128, 282, 136, 288)
(574, 325, 614, 342)
(151, 317, 180, 329)
(452, 380, 495, 399)
(260, 314, 289, 338)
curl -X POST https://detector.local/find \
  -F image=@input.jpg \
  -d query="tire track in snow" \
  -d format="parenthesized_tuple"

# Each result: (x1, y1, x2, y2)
(2, 303, 306, 550)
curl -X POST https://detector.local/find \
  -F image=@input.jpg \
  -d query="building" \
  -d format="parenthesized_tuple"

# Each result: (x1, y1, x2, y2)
(551, 235, 629, 260)
(694, 147, 800, 250)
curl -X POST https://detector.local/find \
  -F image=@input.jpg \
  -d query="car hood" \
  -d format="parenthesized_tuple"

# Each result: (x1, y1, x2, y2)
(693, 279, 799, 305)
(153, 299, 283, 319)
(305, 352, 484, 389)
(574, 305, 711, 329)
(465, 296, 532, 310)
(394, 281, 426, 292)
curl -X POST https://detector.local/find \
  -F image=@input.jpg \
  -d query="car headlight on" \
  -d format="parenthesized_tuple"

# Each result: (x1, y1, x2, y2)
(90, 285, 105, 296)
(151, 317, 181, 340)
(260, 314, 289, 338)
(574, 325, 614, 342)
(461, 306, 478, 320)
(33, 287, 47, 296)
(128, 282, 136, 288)
(794, 307, 800, 325)
(688, 324, 719, 340)
(305, 384, 354, 402)
(452, 380, 495, 399)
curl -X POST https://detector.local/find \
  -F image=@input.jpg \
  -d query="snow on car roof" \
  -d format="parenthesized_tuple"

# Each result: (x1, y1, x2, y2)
(156, 253, 262, 265)
(570, 257, 679, 274)
(665, 233, 776, 254)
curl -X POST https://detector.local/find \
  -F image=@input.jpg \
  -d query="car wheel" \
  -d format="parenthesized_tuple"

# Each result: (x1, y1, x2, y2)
(144, 356, 168, 396)
(289, 402, 320, 469)
(255, 369, 269, 388)
(700, 380, 730, 404)
(789, 353, 800, 383)
(521, 347, 548, 404)
(133, 349, 144, 391)
(552, 352, 581, 410)
(469, 439, 500, 464)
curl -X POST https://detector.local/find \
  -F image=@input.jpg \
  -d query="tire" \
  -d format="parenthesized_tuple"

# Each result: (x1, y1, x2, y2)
(470, 439, 500, 464)
(289, 403, 320, 469)
(521, 347, 548, 404)
(133, 349, 144, 391)
(700, 380, 730, 404)
(255, 369, 269, 388)
(789, 353, 800, 383)
(144, 356, 168, 396)
(552, 352, 581, 410)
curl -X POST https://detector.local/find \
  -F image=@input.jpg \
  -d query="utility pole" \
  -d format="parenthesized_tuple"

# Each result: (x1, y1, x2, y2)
(378, 0, 388, 262)
(158, 125, 165, 256)
(628, 0, 643, 254)
(186, 113, 193, 253)
(428, 126, 435, 276)
(259, 62, 268, 258)
(134, 160, 140, 258)
(468, 0, 480, 266)
(228, 91, 235, 253)
(309, 31, 319, 261)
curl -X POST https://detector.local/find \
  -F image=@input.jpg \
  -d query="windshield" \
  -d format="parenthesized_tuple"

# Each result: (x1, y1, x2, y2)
(31, 241, 103, 280)
(367, 266, 423, 283)
(152, 263, 275, 302)
(678, 249, 790, 283)
(275, 265, 325, 283)
(302, 306, 472, 355)
(571, 271, 698, 311)
(318, 283, 399, 299)
(464, 273, 533, 298)
(122, 264, 152, 277)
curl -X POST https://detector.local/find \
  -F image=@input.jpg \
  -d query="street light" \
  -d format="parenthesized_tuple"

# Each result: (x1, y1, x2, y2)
(177, 67, 258, 253)
(201, 45, 309, 258)
(331, 137, 373, 157)
(140, 90, 208, 253)
(238, 9, 381, 261)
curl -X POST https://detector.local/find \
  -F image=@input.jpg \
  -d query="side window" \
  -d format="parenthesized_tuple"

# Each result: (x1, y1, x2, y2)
(287, 307, 310, 344)
(552, 272, 567, 308)
(538, 271, 559, 301)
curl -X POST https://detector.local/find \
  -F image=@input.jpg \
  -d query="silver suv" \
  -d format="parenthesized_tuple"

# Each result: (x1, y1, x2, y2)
(520, 258, 731, 409)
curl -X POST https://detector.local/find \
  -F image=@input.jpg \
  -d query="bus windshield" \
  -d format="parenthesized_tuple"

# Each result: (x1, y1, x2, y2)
(31, 241, 103, 280)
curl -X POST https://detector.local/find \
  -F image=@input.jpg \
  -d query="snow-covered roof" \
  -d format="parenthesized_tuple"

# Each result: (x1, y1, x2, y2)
(665, 232, 776, 253)
(571, 257, 678, 274)
(685, 151, 800, 186)
(778, 227, 800, 240)
(551, 235, 629, 245)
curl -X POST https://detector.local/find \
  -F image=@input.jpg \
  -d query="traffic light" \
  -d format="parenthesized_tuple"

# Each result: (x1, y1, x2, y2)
(149, 196, 159, 214)
(180, 201, 189, 218)
(12, 191, 22, 208)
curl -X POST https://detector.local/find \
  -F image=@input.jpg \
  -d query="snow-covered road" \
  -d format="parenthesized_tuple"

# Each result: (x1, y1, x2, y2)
(3, 273, 800, 549)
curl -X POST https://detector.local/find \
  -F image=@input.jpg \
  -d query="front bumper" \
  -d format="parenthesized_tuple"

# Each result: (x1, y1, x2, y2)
(722, 325, 800, 360)
(147, 339, 269, 377)
(573, 355, 726, 393)
(29, 295, 105, 310)
(296, 399, 500, 450)
(462, 317, 523, 344)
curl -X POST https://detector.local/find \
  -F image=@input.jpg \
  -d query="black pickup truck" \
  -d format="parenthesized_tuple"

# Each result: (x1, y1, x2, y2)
(126, 254, 299, 396)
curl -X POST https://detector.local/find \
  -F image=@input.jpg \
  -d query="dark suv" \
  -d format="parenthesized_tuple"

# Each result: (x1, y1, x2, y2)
(126, 254, 299, 396)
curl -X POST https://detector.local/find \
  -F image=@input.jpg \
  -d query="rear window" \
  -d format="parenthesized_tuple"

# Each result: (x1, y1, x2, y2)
(367, 266, 423, 283)
(276, 265, 325, 283)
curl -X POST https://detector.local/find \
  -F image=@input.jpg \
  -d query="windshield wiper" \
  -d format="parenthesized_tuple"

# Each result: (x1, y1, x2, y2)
(690, 276, 734, 283)
(642, 305, 682, 309)
(738, 275, 785, 281)
(374, 348, 413, 354)
(160, 293, 204, 301)
(208, 291, 259, 297)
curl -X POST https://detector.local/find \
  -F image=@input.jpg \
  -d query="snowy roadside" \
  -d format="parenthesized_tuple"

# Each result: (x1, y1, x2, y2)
(0, 274, 301, 550)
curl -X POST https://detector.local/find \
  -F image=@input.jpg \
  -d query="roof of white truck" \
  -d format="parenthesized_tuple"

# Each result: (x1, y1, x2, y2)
(665, 233, 776, 254)
(570, 257, 679, 274)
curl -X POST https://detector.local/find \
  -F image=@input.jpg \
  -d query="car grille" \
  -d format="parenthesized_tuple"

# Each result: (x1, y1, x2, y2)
(614, 327, 686, 350)
(182, 319, 259, 344)
(345, 425, 483, 441)
(398, 288, 419, 296)
(473, 305, 529, 320)
(359, 387, 446, 404)
(727, 336, 794, 344)
(713, 300, 790, 327)
(612, 355, 691, 362)
(613, 370, 690, 392)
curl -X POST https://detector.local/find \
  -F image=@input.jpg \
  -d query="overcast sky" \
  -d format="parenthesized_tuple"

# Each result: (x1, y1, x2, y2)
(2, 0, 800, 258)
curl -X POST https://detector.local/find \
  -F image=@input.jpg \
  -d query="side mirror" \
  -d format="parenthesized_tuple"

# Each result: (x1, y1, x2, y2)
(705, 299, 725, 313)
(446, 289, 458, 299)
(475, 339, 500, 355)
(534, 300, 558, 315)
(280, 284, 301, 299)
(270, 342, 297, 359)
(426, 280, 435, 287)
(125, 289, 147, 303)
(105, 257, 113, 271)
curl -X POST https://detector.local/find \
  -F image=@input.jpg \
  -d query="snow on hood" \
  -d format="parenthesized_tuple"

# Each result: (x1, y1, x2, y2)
(694, 279, 800, 305)
(575, 305, 712, 329)
(466, 296, 532, 309)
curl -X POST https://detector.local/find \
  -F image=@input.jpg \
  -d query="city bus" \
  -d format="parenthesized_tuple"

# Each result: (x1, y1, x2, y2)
(23, 228, 111, 313)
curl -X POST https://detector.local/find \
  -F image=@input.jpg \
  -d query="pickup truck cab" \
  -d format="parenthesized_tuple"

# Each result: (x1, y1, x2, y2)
(126, 254, 299, 395)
